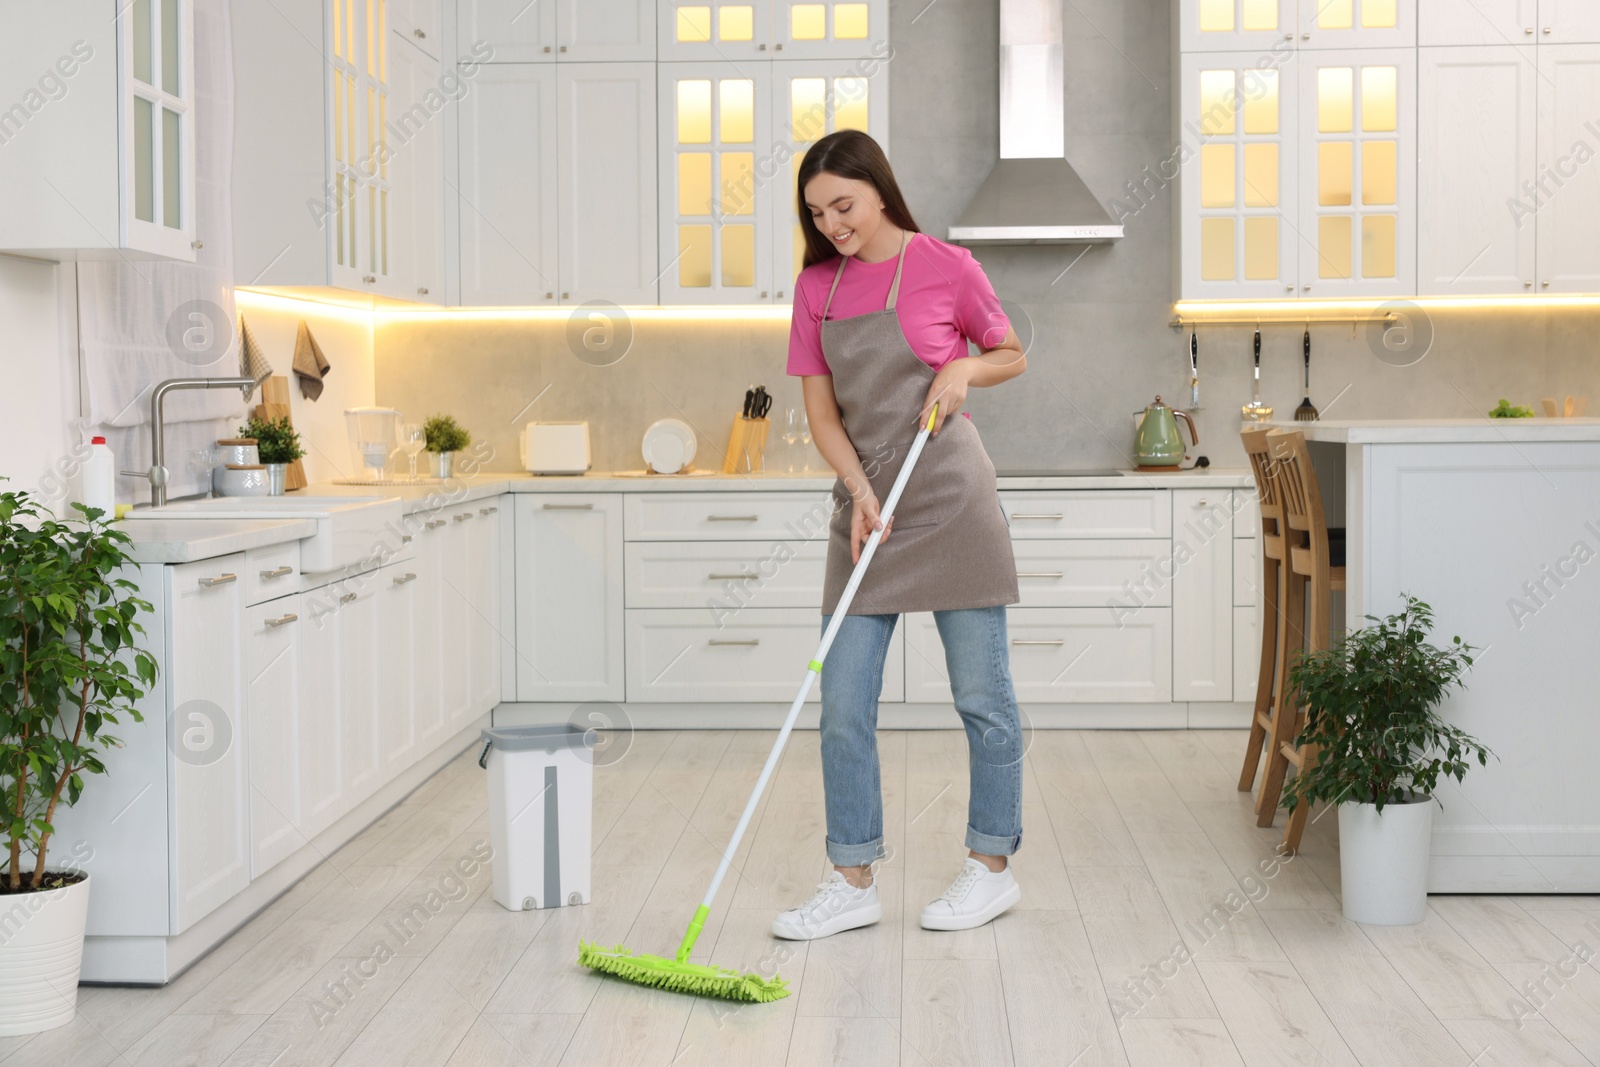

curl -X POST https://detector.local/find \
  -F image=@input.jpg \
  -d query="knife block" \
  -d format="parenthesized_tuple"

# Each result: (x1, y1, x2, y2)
(722, 416, 770, 474)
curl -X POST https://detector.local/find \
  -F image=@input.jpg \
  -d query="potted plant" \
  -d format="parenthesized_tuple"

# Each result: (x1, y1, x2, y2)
(238, 415, 305, 495)
(423, 414, 471, 479)
(1283, 595, 1491, 926)
(0, 490, 156, 1034)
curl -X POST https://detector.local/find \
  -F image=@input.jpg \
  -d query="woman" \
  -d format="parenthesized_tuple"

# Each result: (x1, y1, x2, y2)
(771, 130, 1028, 941)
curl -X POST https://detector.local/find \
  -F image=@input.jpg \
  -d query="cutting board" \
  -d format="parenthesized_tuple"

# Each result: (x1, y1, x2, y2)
(254, 376, 308, 490)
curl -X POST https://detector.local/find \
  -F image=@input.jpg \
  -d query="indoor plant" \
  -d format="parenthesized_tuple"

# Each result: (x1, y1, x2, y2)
(1282, 595, 1491, 925)
(238, 414, 305, 495)
(0, 490, 156, 1034)
(423, 414, 471, 478)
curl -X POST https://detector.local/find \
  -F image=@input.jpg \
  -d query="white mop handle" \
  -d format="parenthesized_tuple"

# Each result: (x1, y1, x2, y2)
(700, 405, 939, 909)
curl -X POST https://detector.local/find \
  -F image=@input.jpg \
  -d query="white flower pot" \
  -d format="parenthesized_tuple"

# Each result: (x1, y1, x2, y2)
(0, 874, 91, 1035)
(1337, 797, 1434, 925)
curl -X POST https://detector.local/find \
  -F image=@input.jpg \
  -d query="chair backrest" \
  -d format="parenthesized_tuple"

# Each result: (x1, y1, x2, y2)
(1265, 429, 1331, 549)
(1240, 428, 1283, 536)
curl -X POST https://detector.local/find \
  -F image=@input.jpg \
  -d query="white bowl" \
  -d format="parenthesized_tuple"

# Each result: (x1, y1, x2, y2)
(213, 465, 270, 497)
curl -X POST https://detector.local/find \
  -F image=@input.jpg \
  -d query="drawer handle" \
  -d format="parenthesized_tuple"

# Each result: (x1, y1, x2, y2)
(480, 506, 498, 515)
(543, 503, 594, 510)
(401, 534, 413, 543)
(199, 573, 237, 587)
(1013, 639, 1065, 647)
(1192, 498, 1212, 509)
(260, 565, 294, 580)
(340, 592, 358, 604)
(707, 514, 759, 522)
(1010, 513, 1063, 520)
(393, 572, 418, 585)
(454, 512, 474, 522)
(708, 638, 760, 646)
(1016, 571, 1064, 579)
(708, 572, 758, 581)
(265, 613, 298, 628)
(426, 519, 447, 529)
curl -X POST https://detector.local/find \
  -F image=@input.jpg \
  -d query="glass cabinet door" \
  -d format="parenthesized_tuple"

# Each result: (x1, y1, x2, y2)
(1296, 49, 1416, 295)
(328, 0, 391, 292)
(770, 0, 887, 59)
(1180, 54, 1300, 298)
(120, 0, 195, 259)
(1180, 0, 1298, 53)
(658, 1, 773, 60)
(1297, 0, 1416, 49)
(769, 61, 888, 301)
(658, 62, 774, 303)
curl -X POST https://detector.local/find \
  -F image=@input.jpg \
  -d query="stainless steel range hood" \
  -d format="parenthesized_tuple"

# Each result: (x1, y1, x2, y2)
(947, 0, 1123, 245)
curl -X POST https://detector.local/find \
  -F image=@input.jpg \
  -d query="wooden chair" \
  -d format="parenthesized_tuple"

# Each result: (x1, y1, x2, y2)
(1255, 429, 1346, 854)
(1236, 428, 1293, 802)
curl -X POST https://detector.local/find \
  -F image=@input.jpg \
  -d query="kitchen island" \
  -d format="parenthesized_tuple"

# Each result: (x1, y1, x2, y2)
(1266, 418, 1600, 892)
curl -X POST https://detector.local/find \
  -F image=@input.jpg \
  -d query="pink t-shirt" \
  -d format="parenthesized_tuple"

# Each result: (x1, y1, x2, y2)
(786, 232, 1010, 376)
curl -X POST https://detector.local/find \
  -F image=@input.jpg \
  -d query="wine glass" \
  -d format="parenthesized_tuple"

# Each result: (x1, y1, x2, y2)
(399, 422, 426, 481)
(783, 408, 801, 473)
(798, 410, 813, 473)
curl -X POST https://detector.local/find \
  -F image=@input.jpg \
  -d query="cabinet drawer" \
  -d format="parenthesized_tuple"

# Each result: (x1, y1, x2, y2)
(1233, 538, 1260, 606)
(626, 541, 826, 608)
(1012, 540, 1172, 608)
(625, 607, 904, 702)
(172, 553, 249, 600)
(905, 607, 1172, 704)
(244, 542, 303, 605)
(624, 492, 835, 541)
(1234, 489, 1260, 538)
(1000, 490, 1171, 539)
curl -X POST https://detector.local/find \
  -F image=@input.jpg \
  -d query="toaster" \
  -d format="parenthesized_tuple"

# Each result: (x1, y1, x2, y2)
(521, 421, 592, 475)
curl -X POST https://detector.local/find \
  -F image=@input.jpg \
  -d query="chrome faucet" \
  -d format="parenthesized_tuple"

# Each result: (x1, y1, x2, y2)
(122, 377, 258, 507)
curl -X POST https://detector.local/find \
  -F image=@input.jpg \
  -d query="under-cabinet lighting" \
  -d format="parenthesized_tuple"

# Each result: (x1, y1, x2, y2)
(1175, 295, 1600, 318)
(235, 288, 795, 323)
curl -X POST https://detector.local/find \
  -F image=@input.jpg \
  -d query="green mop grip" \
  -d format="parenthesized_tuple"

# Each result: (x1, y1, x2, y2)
(676, 903, 712, 963)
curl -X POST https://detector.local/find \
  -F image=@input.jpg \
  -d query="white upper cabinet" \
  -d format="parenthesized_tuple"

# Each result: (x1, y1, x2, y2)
(1418, 47, 1537, 293)
(661, 2, 887, 59)
(1296, 49, 1416, 296)
(457, 63, 560, 305)
(658, 62, 776, 303)
(771, 0, 888, 58)
(459, 0, 655, 61)
(1180, 54, 1301, 298)
(1297, 0, 1417, 48)
(660, 1, 774, 59)
(390, 0, 441, 57)
(1419, 0, 1537, 45)
(386, 37, 446, 302)
(0, 0, 195, 260)
(1536, 46, 1600, 291)
(1180, 0, 1299, 52)
(558, 64, 659, 304)
(1541, 0, 1600, 43)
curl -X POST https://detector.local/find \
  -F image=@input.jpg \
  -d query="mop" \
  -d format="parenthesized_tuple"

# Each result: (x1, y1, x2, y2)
(578, 404, 942, 1002)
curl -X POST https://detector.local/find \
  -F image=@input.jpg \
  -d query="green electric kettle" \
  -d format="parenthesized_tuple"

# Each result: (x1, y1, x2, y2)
(1133, 395, 1198, 470)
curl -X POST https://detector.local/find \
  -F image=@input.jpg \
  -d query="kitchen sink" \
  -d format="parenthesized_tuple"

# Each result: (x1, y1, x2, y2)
(123, 494, 404, 573)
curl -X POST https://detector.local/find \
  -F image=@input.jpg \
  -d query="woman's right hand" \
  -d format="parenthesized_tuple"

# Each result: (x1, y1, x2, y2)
(851, 492, 892, 563)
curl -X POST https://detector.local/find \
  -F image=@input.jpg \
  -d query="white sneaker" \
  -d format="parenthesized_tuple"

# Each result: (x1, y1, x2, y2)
(771, 871, 883, 941)
(920, 857, 1022, 931)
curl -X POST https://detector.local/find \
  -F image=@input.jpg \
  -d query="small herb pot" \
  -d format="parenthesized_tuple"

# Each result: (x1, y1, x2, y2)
(265, 463, 288, 495)
(431, 451, 454, 479)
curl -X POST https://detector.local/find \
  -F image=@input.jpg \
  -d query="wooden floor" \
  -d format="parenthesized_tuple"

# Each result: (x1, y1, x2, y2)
(8, 728, 1600, 1066)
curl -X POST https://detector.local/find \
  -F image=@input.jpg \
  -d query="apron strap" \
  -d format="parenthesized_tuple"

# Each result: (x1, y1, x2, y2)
(821, 255, 849, 320)
(885, 230, 910, 311)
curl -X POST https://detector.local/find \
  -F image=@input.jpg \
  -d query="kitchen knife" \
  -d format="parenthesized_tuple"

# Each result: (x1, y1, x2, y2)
(743, 389, 754, 418)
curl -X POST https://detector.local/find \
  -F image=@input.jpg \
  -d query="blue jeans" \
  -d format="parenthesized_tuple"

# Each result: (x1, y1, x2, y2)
(818, 606, 1024, 867)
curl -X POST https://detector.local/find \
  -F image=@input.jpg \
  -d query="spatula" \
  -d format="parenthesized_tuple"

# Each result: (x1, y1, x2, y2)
(1295, 327, 1318, 421)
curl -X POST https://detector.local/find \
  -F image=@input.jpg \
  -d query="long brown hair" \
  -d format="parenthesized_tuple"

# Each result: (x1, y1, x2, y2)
(796, 130, 920, 270)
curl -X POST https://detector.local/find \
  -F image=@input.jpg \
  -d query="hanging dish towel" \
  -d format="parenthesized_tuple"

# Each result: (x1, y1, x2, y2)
(292, 320, 332, 401)
(239, 315, 272, 393)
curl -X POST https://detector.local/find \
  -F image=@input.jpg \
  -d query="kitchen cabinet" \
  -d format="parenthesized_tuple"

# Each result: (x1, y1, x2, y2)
(1297, 0, 1416, 49)
(1418, 47, 1537, 294)
(0, 0, 195, 260)
(660, 1, 887, 60)
(1179, 0, 1299, 53)
(379, 560, 421, 776)
(298, 581, 347, 840)
(659, 0, 774, 59)
(245, 595, 305, 879)
(440, 513, 473, 725)
(558, 63, 659, 304)
(390, 0, 441, 58)
(325, 0, 393, 296)
(335, 572, 384, 810)
(1233, 604, 1261, 704)
(513, 495, 626, 701)
(458, 0, 656, 61)
(167, 556, 250, 933)
(1536, 46, 1600, 292)
(1542, 1, 1600, 43)
(1418, 0, 1536, 45)
(1171, 490, 1234, 702)
(771, 0, 889, 58)
(1179, 53, 1301, 299)
(625, 540, 829, 608)
(387, 37, 447, 302)
(410, 513, 450, 753)
(1295, 48, 1416, 296)
(463, 500, 506, 716)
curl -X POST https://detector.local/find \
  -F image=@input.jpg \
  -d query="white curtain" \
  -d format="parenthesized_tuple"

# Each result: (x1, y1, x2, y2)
(80, 0, 240, 503)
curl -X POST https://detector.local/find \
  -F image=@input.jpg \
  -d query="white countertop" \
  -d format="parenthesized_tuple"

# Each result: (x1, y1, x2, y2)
(118, 467, 1253, 563)
(1262, 417, 1600, 444)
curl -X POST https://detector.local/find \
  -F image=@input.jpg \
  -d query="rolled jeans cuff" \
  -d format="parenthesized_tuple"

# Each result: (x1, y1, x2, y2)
(826, 835, 886, 868)
(965, 825, 1021, 857)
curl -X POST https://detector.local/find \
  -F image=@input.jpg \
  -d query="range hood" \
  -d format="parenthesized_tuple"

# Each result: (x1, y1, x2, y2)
(948, 0, 1123, 245)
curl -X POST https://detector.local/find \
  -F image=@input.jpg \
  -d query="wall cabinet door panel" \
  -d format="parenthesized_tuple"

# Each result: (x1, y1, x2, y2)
(1419, 0, 1536, 45)
(1541, 0, 1600, 43)
(555, 0, 656, 60)
(457, 0, 557, 61)
(1537, 46, 1600, 292)
(1180, 0, 1299, 53)
(1298, 0, 1417, 49)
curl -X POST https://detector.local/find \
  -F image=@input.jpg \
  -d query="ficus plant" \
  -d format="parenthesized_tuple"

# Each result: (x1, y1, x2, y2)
(0, 489, 156, 892)
(1282, 595, 1492, 816)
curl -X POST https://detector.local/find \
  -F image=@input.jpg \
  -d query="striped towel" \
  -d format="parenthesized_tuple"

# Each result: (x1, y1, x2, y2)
(239, 316, 272, 399)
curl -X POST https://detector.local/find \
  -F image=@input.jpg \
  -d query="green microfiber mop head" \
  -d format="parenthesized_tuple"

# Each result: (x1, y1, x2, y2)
(577, 942, 790, 1003)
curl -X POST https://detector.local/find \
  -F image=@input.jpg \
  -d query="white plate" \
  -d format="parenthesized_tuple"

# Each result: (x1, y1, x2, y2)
(642, 418, 697, 475)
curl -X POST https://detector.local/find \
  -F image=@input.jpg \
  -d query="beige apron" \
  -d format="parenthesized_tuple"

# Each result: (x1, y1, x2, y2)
(819, 233, 1019, 616)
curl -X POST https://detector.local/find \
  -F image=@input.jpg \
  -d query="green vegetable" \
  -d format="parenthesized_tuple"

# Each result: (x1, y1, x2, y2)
(1488, 398, 1536, 418)
(423, 414, 472, 454)
(238, 414, 305, 464)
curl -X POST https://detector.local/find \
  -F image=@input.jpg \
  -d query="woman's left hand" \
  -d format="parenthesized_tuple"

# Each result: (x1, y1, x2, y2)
(918, 360, 974, 436)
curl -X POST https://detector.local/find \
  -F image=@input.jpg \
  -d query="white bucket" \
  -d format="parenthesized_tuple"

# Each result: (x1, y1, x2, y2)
(480, 725, 594, 913)
(1337, 796, 1435, 925)
(0, 874, 91, 1035)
